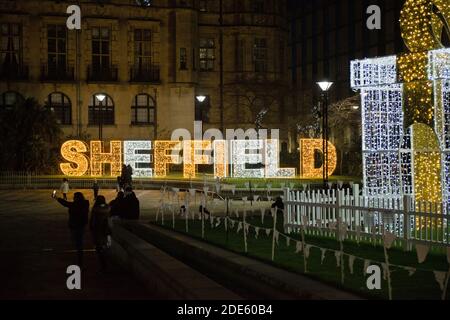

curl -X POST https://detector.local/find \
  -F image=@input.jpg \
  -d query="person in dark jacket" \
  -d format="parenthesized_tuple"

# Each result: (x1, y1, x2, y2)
(55, 192, 89, 268)
(122, 186, 140, 220)
(109, 191, 124, 218)
(92, 179, 99, 199)
(89, 195, 111, 273)
(199, 205, 210, 215)
(126, 164, 133, 185)
(271, 196, 284, 214)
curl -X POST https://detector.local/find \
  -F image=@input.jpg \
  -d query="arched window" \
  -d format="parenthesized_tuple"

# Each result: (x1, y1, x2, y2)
(89, 93, 114, 125)
(131, 94, 155, 125)
(45, 92, 71, 125)
(0, 91, 24, 110)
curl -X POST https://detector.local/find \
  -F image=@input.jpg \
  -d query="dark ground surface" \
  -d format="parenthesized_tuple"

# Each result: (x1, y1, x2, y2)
(0, 189, 155, 300)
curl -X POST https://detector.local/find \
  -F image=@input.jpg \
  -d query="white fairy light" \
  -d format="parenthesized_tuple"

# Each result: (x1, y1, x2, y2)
(230, 140, 264, 178)
(264, 140, 296, 178)
(350, 56, 397, 89)
(352, 49, 450, 204)
(124, 140, 153, 178)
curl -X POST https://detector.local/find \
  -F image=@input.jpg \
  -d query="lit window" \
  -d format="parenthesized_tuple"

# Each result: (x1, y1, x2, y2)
(199, 38, 215, 71)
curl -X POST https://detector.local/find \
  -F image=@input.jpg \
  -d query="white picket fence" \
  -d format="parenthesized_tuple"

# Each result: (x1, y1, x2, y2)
(284, 185, 450, 250)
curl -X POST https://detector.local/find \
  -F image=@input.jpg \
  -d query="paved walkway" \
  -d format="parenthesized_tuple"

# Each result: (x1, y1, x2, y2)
(0, 189, 159, 299)
(0, 188, 274, 299)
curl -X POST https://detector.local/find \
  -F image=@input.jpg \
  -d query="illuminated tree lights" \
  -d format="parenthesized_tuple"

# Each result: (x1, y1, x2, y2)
(351, 0, 450, 207)
(299, 139, 337, 179)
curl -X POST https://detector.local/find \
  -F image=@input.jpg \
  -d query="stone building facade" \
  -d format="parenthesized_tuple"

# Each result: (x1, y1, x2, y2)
(0, 0, 290, 143)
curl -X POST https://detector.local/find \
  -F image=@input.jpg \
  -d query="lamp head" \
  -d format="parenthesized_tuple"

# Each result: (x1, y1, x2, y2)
(196, 95, 207, 103)
(96, 94, 106, 102)
(317, 81, 334, 92)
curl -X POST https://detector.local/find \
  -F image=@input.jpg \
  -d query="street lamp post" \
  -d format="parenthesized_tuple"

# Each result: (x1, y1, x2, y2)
(317, 81, 333, 189)
(95, 94, 106, 141)
(196, 95, 207, 121)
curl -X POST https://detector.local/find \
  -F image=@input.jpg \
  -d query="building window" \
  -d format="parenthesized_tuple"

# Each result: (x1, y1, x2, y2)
(253, 38, 267, 73)
(45, 92, 71, 125)
(92, 27, 110, 72)
(180, 47, 187, 70)
(199, 38, 215, 71)
(199, 0, 208, 12)
(134, 29, 152, 72)
(88, 94, 114, 125)
(236, 39, 245, 72)
(131, 94, 155, 125)
(0, 23, 22, 74)
(47, 25, 67, 73)
(0, 91, 24, 110)
(252, 0, 265, 13)
(136, 0, 152, 6)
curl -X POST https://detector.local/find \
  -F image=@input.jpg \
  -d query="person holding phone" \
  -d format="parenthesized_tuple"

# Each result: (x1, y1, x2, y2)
(54, 192, 89, 268)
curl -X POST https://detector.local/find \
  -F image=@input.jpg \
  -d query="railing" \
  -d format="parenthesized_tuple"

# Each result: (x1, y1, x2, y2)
(130, 65, 160, 83)
(284, 186, 450, 249)
(41, 65, 75, 81)
(87, 65, 118, 82)
(0, 64, 29, 80)
(0, 171, 221, 192)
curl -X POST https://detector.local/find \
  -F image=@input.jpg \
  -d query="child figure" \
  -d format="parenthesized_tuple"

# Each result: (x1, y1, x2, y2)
(60, 178, 70, 200)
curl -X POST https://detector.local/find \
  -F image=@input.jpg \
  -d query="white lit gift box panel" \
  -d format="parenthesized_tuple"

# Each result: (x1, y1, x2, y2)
(360, 85, 404, 197)
(428, 48, 450, 81)
(350, 56, 397, 89)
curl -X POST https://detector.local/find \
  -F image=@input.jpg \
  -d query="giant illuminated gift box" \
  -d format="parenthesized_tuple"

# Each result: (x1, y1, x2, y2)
(350, 0, 450, 205)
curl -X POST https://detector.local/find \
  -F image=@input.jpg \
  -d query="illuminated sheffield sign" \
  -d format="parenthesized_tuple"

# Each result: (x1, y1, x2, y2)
(59, 139, 337, 179)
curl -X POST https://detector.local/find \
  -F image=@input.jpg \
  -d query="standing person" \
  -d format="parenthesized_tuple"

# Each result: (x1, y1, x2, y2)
(92, 179, 99, 199)
(122, 186, 140, 220)
(60, 178, 70, 200)
(89, 195, 111, 273)
(109, 191, 124, 218)
(126, 164, 133, 186)
(53, 192, 89, 268)
(116, 176, 122, 192)
(121, 164, 128, 187)
(271, 196, 284, 214)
